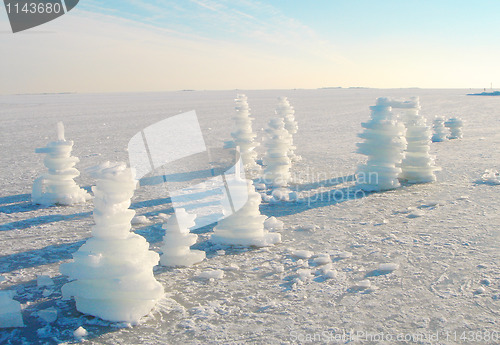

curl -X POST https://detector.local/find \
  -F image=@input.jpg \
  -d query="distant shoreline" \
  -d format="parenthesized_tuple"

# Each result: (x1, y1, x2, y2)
(467, 91, 500, 96)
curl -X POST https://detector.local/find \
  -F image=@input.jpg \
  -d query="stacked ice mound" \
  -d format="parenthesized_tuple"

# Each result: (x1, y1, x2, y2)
(224, 94, 261, 176)
(32, 122, 90, 206)
(211, 170, 281, 247)
(399, 98, 440, 183)
(432, 116, 448, 142)
(276, 96, 301, 162)
(160, 208, 205, 267)
(444, 117, 464, 139)
(262, 118, 293, 188)
(60, 162, 164, 323)
(355, 98, 407, 192)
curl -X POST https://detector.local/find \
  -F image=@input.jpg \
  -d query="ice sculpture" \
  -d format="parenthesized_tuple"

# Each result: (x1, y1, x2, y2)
(0, 291, 24, 328)
(160, 208, 206, 267)
(431, 116, 448, 142)
(276, 96, 301, 162)
(262, 118, 293, 188)
(60, 162, 164, 324)
(32, 122, 90, 206)
(355, 98, 407, 192)
(444, 117, 464, 139)
(224, 94, 261, 176)
(399, 98, 440, 183)
(211, 161, 281, 247)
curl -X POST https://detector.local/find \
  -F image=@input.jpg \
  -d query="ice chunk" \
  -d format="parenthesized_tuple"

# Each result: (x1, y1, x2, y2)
(313, 254, 331, 266)
(338, 251, 353, 259)
(264, 216, 284, 231)
(324, 270, 338, 279)
(38, 307, 58, 323)
(37, 275, 54, 287)
(444, 117, 464, 139)
(432, 116, 448, 142)
(131, 215, 151, 225)
(481, 169, 500, 185)
(198, 270, 224, 280)
(378, 263, 399, 272)
(74, 326, 88, 338)
(295, 269, 313, 282)
(356, 280, 371, 289)
(292, 250, 313, 259)
(0, 291, 24, 328)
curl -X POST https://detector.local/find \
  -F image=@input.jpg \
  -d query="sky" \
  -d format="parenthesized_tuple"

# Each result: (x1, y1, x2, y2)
(1, 0, 500, 94)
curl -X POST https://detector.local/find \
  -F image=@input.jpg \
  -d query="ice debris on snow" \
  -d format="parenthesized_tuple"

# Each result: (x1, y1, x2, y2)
(160, 208, 206, 267)
(444, 117, 464, 139)
(198, 270, 224, 280)
(480, 169, 500, 185)
(378, 263, 399, 272)
(32, 121, 91, 206)
(356, 279, 372, 289)
(60, 162, 164, 323)
(291, 250, 314, 259)
(355, 98, 407, 191)
(313, 254, 331, 266)
(0, 290, 24, 328)
(275, 96, 301, 162)
(264, 216, 284, 231)
(73, 326, 88, 339)
(432, 116, 448, 142)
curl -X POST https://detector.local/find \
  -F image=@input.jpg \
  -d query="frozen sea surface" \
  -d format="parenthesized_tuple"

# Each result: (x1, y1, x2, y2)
(0, 89, 499, 344)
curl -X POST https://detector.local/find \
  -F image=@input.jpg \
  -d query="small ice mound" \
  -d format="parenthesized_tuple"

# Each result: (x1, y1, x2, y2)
(474, 286, 486, 295)
(444, 117, 464, 139)
(355, 279, 371, 289)
(431, 116, 448, 142)
(291, 250, 313, 259)
(211, 177, 281, 247)
(480, 169, 500, 185)
(160, 208, 206, 267)
(323, 269, 338, 279)
(37, 307, 58, 323)
(378, 263, 399, 272)
(131, 215, 151, 225)
(198, 270, 224, 280)
(32, 122, 91, 206)
(264, 216, 284, 231)
(295, 269, 313, 283)
(37, 275, 54, 287)
(60, 162, 164, 324)
(0, 291, 24, 328)
(337, 251, 353, 259)
(74, 326, 88, 339)
(313, 254, 331, 266)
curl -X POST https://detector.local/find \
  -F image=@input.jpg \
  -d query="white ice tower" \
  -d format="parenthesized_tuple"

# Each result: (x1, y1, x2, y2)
(444, 117, 464, 139)
(432, 116, 448, 142)
(275, 96, 301, 162)
(355, 98, 407, 192)
(399, 98, 440, 183)
(211, 156, 281, 247)
(262, 118, 293, 189)
(225, 94, 261, 176)
(60, 162, 164, 324)
(32, 122, 90, 206)
(159, 208, 205, 267)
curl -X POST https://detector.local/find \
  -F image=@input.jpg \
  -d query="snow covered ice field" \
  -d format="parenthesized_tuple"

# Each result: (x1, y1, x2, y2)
(0, 88, 499, 344)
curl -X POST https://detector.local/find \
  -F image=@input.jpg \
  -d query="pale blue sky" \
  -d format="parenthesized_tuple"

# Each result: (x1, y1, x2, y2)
(1, 0, 499, 93)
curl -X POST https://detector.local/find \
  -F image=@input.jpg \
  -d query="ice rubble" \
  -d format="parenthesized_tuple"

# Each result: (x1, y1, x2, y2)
(355, 98, 407, 191)
(211, 164, 281, 247)
(224, 94, 261, 177)
(160, 208, 206, 267)
(32, 122, 90, 206)
(0, 290, 24, 328)
(431, 116, 448, 142)
(60, 162, 164, 323)
(262, 117, 293, 189)
(444, 117, 464, 139)
(275, 96, 301, 162)
(399, 97, 440, 183)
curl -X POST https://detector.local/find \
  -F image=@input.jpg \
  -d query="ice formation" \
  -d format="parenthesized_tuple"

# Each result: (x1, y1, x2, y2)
(211, 163, 281, 247)
(399, 98, 440, 184)
(0, 291, 24, 328)
(60, 162, 164, 323)
(431, 116, 448, 142)
(262, 118, 293, 188)
(481, 169, 500, 185)
(32, 122, 90, 206)
(355, 98, 407, 192)
(275, 96, 301, 162)
(444, 117, 464, 139)
(224, 94, 261, 176)
(159, 208, 206, 267)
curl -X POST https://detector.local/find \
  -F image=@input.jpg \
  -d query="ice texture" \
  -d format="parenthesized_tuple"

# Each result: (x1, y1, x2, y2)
(481, 169, 500, 185)
(399, 97, 440, 184)
(211, 171, 281, 247)
(275, 96, 301, 162)
(224, 94, 261, 177)
(0, 290, 24, 328)
(432, 116, 448, 142)
(160, 208, 206, 267)
(60, 162, 164, 323)
(262, 118, 293, 188)
(355, 98, 407, 191)
(444, 117, 464, 139)
(32, 122, 91, 206)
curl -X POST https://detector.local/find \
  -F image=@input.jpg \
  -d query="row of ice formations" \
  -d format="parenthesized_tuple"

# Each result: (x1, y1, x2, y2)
(9, 95, 464, 326)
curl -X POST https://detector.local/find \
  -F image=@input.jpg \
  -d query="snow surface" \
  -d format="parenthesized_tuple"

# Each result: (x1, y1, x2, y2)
(0, 88, 499, 344)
